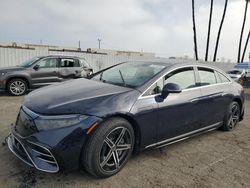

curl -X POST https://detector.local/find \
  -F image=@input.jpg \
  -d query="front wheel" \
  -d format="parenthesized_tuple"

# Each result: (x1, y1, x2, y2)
(82, 118, 134, 178)
(221, 101, 240, 131)
(7, 78, 28, 96)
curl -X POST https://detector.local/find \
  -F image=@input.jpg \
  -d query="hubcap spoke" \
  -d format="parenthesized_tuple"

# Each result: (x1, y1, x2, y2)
(104, 137, 115, 148)
(116, 144, 131, 151)
(115, 128, 126, 145)
(100, 149, 113, 167)
(112, 150, 120, 169)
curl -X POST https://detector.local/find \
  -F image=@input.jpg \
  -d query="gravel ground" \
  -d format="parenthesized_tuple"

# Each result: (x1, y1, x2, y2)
(0, 89, 249, 188)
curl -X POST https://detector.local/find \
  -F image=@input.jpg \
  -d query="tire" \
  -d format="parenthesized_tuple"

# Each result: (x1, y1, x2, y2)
(82, 117, 134, 178)
(221, 101, 240, 131)
(7, 78, 28, 96)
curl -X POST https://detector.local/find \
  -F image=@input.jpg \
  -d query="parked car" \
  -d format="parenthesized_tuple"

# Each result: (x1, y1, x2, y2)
(0, 55, 93, 96)
(226, 69, 249, 85)
(7, 61, 245, 178)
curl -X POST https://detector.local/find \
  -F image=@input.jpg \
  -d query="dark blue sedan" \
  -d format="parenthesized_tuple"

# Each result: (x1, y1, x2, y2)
(7, 61, 245, 177)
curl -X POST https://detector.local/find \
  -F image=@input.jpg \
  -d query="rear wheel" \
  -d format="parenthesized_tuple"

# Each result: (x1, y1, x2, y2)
(82, 118, 134, 178)
(7, 78, 28, 96)
(221, 101, 240, 131)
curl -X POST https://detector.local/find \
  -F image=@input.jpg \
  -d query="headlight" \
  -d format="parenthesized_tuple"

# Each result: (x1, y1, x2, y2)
(34, 114, 89, 131)
(1, 72, 6, 76)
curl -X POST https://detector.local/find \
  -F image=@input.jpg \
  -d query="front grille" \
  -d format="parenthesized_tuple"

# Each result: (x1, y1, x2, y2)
(8, 133, 59, 173)
(15, 109, 38, 137)
(11, 135, 32, 165)
(29, 143, 58, 166)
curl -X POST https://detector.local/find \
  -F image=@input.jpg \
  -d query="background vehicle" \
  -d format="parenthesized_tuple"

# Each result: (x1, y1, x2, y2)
(227, 69, 246, 82)
(7, 61, 245, 178)
(0, 55, 93, 96)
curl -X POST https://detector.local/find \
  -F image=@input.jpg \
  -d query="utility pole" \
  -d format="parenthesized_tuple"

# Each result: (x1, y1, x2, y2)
(78, 40, 81, 51)
(98, 38, 102, 49)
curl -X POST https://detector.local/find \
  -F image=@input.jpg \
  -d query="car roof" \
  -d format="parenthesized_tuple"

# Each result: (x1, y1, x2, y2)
(126, 59, 223, 71)
(37, 55, 83, 59)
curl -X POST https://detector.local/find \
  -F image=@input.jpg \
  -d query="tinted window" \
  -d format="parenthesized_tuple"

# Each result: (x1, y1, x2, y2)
(60, 59, 80, 67)
(37, 58, 57, 68)
(164, 67, 196, 90)
(92, 62, 166, 88)
(198, 68, 216, 86)
(217, 71, 230, 83)
(143, 78, 164, 96)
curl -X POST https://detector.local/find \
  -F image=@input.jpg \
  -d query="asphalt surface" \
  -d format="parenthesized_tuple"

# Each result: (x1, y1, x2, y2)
(0, 89, 249, 188)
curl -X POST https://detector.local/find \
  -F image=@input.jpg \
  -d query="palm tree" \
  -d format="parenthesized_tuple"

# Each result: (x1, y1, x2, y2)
(237, 0, 249, 63)
(213, 0, 228, 62)
(192, 0, 199, 60)
(241, 29, 250, 62)
(205, 0, 214, 61)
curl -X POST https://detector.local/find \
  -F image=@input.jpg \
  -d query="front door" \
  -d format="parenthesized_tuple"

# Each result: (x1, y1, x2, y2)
(30, 57, 59, 88)
(156, 67, 202, 143)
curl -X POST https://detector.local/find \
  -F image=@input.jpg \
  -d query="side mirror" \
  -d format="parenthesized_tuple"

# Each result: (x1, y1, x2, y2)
(33, 64, 40, 70)
(161, 83, 182, 99)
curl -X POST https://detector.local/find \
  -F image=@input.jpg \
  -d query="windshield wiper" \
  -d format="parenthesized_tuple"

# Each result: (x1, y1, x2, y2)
(119, 70, 126, 86)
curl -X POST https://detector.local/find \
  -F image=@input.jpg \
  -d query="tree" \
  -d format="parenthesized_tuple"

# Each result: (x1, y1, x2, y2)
(205, 0, 214, 61)
(213, 0, 228, 62)
(241, 29, 250, 62)
(192, 0, 199, 60)
(237, 0, 249, 63)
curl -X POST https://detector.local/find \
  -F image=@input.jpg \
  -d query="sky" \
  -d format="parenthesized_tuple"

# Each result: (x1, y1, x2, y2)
(0, 0, 250, 62)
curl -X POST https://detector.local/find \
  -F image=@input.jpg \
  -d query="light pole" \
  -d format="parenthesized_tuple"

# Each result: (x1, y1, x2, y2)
(98, 38, 102, 49)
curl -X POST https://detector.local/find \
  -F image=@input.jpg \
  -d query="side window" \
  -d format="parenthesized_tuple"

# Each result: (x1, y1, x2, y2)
(217, 71, 230, 83)
(143, 78, 164, 96)
(164, 67, 196, 90)
(214, 71, 222, 83)
(60, 59, 80, 68)
(37, 58, 57, 68)
(198, 67, 216, 86)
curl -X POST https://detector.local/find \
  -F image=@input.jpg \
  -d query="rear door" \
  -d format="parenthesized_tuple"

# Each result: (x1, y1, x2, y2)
(196, 67, 231, 127)
(30, 57, 59, 88)
(58, 58, 82, 81)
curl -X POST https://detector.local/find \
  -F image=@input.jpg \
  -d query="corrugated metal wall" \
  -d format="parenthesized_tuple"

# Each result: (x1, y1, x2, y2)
(0, 47, 235, 72)
(0, 47, 151, 72)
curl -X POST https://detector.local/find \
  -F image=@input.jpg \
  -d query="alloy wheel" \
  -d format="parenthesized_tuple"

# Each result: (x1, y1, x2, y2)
(10, 80, 26, 95)
(99, 127, 132, 173)
(228, 103, 240, 129)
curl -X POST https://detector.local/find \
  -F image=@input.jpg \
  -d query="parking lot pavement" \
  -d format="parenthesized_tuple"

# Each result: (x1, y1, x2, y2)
(0, 90, 249, 188)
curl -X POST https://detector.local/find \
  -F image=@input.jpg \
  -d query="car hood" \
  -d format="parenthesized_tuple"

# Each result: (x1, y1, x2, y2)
(23, 78, 140, 117)
(0, 66, 26, 72)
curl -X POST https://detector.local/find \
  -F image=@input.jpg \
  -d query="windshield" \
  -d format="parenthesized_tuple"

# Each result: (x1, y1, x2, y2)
(19, 57, 41, 67)
(91, 62, 166, 88)
(227, 70, 243, 75)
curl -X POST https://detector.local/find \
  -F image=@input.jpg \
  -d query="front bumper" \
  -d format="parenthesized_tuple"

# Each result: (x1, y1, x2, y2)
(7, 129, 59, 173)
(7, 113, 102, 173)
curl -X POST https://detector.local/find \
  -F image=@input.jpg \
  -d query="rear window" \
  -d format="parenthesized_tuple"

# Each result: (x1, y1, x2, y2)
(198, 67, 216, 86)
(60, 59, 80, 67)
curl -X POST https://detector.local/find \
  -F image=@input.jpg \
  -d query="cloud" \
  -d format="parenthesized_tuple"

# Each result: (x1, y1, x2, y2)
(0, 0, 249, 62)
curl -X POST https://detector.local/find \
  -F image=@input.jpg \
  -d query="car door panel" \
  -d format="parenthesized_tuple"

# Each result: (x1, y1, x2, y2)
(197, 67, 232, 127)
(30, 58, 59, 88)
(157, 88, 202, 142)
(58, 58, 82, 80)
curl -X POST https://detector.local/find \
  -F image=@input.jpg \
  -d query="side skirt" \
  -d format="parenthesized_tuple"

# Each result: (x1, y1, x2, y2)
(145, 122, 222, 149)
